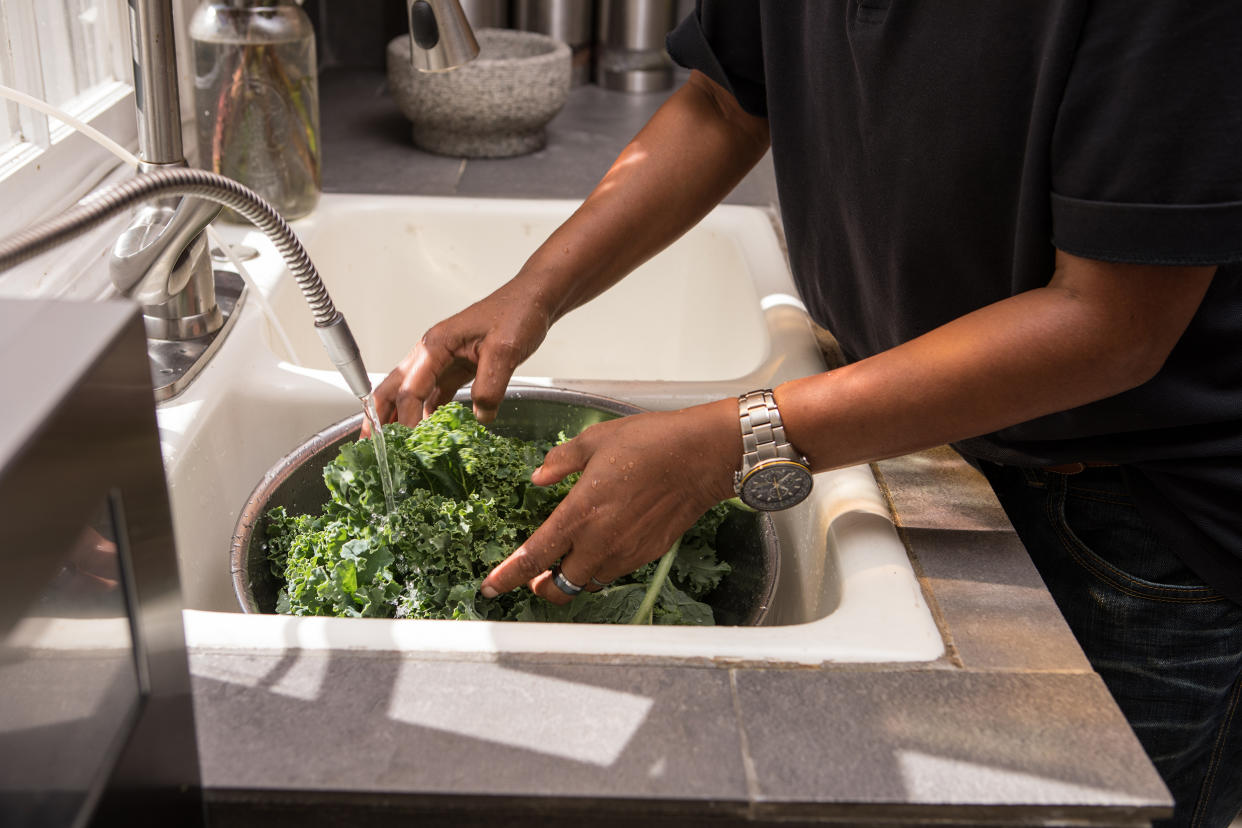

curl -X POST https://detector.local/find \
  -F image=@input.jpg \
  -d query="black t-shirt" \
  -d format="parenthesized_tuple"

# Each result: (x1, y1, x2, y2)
(668, 1, 1242, 602)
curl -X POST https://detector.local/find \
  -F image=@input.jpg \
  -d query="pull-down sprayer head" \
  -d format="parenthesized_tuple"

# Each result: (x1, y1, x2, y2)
(407, 0, 480, 72)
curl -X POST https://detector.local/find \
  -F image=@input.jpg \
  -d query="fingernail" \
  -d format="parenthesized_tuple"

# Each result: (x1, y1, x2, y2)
(480, 584, 498, 599)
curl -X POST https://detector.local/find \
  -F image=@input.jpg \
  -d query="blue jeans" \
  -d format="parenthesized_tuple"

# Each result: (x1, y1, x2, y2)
(979, 462, 1242, 828)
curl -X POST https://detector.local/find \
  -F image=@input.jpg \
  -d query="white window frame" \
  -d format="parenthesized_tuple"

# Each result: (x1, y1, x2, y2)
(0, 0, 136, 239)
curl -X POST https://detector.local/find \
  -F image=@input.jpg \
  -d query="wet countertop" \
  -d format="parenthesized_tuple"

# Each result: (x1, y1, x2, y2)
(191, 69, 1171, 827)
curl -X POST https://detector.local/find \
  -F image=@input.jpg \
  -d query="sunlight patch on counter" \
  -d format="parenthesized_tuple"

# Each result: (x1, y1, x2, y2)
(387, 660, 653, 766)
(897, 750, 1153, 805)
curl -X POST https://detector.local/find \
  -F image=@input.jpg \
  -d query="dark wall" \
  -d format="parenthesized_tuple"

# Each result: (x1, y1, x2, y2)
(304, 0, 410, 71)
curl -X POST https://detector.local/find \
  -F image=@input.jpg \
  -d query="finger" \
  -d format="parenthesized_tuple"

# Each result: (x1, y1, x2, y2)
(393, 384, 427, 428)
(479, 533, 566, 599)
(393, 345, 454, 425)
(531, 563, 583, 605)
(584, 569, 624, 593)
(531, 428, 597, 486)
(528, 569, 574, 605)
(470, 338, 527, 423)
(527, 569, 556, 597)
(501, 481, 616, 604)
(424, 358, 478, 419)
(552, 554, 622, 596)
(423, 385, 458, 419)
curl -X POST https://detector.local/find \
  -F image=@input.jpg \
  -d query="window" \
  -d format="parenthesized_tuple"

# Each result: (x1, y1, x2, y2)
(0, 0, 136, 238)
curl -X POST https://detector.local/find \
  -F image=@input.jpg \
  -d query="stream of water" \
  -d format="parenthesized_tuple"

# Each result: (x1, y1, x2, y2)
(362, 395, 396, 515)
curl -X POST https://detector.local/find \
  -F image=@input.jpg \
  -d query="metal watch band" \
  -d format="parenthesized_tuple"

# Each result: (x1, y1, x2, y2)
(737, 389, 804, 471)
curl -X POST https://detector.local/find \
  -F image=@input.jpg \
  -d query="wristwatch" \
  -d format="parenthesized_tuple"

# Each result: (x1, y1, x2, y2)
(733, 389, 813, 511)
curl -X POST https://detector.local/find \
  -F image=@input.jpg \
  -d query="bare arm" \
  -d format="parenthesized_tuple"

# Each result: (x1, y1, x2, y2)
(519, 69, 770, 323)
(481, 250, 1216, 603)
(777, 250, 1217, 471)
(366, 70, 770, 429)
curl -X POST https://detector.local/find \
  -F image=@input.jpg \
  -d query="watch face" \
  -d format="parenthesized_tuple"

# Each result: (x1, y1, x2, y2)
(740, 459, 813, 511)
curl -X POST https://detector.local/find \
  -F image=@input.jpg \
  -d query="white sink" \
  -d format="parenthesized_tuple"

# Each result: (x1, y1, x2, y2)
(161, 194, 944, 665)
(260, 195, 773, 382)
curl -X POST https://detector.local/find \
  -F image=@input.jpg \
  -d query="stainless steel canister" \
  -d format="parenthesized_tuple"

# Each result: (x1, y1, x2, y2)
(594, 0, 678, 92)
(514, 0, 595, 86)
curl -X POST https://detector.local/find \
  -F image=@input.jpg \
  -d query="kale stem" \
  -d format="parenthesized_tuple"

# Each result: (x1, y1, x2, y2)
(628, 537, 680, 625)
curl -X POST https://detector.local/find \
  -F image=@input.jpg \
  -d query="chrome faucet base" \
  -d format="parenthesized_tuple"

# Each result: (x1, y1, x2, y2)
(141, 232, 225, 340)
(149, 269, 245, 402)
(145, 302, 224, 342)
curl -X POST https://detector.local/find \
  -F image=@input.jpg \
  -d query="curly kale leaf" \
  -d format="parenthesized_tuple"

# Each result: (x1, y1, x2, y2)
(671, 502, 734, 599)
(389, 487, 526, 620)
(516, 583, 648, 624)
(266, 508, 399, 618)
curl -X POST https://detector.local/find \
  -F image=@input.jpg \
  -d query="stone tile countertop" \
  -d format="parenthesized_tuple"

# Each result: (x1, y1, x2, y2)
(190, 69, 1172, 827)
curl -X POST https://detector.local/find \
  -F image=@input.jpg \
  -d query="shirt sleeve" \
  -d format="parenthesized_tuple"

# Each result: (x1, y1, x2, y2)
(1050, 3, 1242, 265)
(666, 0, 768, 117)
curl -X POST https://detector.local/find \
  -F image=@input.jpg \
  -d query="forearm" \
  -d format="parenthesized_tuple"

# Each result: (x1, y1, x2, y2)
(513, 70, 770, 322)
(776, 257, 1216, 471)
(779, 291, 1135, 470)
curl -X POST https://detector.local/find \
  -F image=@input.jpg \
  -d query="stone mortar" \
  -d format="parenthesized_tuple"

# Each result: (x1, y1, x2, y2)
(387, 28, 572, 158)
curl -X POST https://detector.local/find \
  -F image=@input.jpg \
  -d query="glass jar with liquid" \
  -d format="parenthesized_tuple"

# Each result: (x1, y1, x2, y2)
(190, 0, 321, 221)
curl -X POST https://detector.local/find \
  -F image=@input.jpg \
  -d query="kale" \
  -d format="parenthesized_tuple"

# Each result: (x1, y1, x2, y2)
(265, 402, 733, 624)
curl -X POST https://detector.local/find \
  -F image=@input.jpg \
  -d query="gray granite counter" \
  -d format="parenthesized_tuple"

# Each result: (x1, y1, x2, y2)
(190, 69, 1171, 826)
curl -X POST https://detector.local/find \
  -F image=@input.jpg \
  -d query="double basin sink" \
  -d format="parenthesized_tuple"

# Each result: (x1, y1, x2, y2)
(162, 194, 943, 665)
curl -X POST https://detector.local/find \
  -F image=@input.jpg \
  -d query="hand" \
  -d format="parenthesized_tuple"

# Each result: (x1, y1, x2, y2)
(363, 281, 553, 434)
(479, 399, 741, 604)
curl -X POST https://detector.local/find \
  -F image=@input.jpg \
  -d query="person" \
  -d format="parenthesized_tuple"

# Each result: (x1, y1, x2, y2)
(365, 3, 1242, 825)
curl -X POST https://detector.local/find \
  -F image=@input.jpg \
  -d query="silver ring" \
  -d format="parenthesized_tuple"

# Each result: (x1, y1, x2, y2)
(551, 565, 584, 596)
(589, 575, 614, 588)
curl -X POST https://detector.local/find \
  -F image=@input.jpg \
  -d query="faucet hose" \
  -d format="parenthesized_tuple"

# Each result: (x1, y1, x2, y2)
(0, 168, 334, 323)
(0, 168, 373, 398)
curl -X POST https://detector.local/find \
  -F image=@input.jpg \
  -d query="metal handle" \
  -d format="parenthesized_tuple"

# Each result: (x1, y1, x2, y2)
(110, 196, 223, 305)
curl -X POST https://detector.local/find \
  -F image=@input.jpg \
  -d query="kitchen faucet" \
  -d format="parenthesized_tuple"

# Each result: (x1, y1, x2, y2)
(109, 0, 238, 401)
(105, 0, 477, 401)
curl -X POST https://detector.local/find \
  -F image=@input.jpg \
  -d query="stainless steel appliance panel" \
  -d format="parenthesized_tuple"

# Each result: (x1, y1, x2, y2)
(0, 299, 202, 828)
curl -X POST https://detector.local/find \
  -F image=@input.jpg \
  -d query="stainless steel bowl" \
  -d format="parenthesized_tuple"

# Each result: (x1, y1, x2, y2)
(230, 386, 779, 625)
